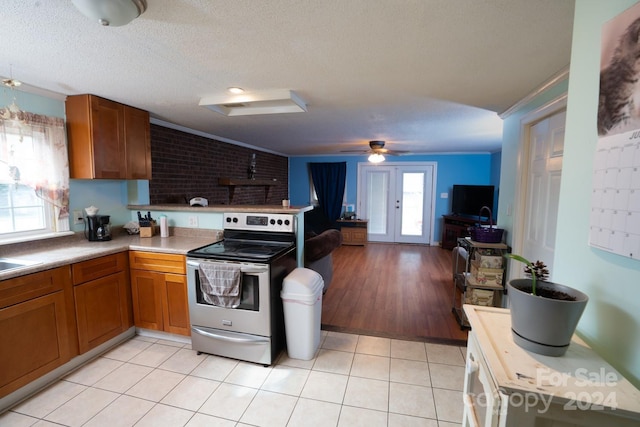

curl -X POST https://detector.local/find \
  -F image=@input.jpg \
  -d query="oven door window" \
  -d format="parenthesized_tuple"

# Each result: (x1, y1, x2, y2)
(195, 271, 259, 311)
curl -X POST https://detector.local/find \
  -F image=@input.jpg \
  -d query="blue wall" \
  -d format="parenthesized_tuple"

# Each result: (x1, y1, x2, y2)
(289, 153, 497, 242)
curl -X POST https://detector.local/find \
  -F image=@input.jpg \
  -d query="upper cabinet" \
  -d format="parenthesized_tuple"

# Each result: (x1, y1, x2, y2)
(65, 94, 151, 180)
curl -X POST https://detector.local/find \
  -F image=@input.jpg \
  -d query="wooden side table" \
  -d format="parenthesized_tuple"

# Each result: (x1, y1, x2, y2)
(336, 219, 368, 245)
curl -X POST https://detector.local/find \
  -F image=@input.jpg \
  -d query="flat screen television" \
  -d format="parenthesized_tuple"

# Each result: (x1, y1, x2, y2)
(451, 185, 495, 218)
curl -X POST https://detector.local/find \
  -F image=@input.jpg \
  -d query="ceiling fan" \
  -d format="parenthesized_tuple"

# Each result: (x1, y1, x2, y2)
(341, 140, 409, 163)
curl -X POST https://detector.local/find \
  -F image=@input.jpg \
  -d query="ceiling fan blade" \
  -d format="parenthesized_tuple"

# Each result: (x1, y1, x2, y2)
(340, 149, 370, 153)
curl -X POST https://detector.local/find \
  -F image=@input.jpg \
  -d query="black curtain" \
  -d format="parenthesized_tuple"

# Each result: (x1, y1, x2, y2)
(309, 162, 346, 222)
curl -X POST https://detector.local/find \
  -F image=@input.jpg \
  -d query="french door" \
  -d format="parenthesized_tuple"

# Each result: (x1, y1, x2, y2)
(358, 162, 436, 244)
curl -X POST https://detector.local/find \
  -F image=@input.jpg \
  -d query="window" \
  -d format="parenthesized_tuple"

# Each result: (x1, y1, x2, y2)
(0, 111, 69, 241)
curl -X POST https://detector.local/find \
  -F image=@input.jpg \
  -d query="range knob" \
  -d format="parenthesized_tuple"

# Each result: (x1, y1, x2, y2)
(284, 219, 290, 226)
(232, 217, 238, 223)
(277, 219, 283, 225)
(270, 219, 276, 225)
(226, 217, 232, 223)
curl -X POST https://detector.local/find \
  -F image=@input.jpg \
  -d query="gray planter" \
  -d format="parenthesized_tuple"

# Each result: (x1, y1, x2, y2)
(507, 279, 589, 357)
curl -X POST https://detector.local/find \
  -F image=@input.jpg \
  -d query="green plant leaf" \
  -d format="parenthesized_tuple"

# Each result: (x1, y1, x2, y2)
(504, 253, 537, 295)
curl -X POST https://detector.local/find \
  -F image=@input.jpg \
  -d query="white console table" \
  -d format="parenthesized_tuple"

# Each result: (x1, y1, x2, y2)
(462, 305, 640, 427)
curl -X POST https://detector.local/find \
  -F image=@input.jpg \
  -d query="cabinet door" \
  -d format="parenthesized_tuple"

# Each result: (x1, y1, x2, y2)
(124, 106, 152, 180)
(352, 228, 367, 245)
(340, 228, 353, 244)
(162, 273, 190, 336)
(130, 269, 164, 331)
(75, 271, 131, 354)
(0, 291, 72, 397)
(91, 96, 126, 179)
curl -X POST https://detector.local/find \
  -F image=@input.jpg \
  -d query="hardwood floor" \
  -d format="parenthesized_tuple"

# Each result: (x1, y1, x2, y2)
(321, 243, 468, 345)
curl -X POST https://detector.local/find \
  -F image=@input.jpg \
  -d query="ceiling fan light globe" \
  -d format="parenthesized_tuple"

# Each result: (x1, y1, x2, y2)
(368, 153, 385, 163)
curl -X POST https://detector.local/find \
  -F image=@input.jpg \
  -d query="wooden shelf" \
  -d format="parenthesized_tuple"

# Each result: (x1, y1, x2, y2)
(218, 178, 277, 204)
(218, 178, 277, 186)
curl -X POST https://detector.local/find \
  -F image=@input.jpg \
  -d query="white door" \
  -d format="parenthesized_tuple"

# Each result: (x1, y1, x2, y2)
(522, 110, 566, 278)
(359, 163, 435, 244)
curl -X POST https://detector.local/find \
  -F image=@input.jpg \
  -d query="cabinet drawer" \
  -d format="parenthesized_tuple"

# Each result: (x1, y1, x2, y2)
(72, 252, 128, 285)
(129, 251, 186, 274)
(0, 267, 71, 309)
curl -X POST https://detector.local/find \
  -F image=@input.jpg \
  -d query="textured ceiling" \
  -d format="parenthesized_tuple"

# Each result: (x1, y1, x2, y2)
(1, 0, 575, 156)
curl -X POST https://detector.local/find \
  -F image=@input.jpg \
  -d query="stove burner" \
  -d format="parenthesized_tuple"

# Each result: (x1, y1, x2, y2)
(235, 246, 275, 257)
(188, 238, 294, 261)
(197, 244, 226, 255)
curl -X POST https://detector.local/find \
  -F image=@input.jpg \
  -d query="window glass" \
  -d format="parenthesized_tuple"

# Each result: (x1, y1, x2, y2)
(0, 110, 68, 241)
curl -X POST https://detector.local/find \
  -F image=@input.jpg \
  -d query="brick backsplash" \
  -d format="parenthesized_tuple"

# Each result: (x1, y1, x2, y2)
(149, 124, 289, 205)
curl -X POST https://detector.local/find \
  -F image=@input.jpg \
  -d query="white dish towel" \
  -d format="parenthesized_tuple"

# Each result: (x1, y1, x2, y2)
(198, 263, 242, 308)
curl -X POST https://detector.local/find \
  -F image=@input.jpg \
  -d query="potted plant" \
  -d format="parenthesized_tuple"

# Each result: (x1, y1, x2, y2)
(504, 254, 589, 357)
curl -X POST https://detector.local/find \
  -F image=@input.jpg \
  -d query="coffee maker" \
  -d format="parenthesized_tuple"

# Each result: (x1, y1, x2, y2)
(85, 215, 112, 241)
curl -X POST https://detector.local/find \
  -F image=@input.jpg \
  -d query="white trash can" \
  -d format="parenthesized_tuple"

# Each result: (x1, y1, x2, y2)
(281, 268, 324, 360)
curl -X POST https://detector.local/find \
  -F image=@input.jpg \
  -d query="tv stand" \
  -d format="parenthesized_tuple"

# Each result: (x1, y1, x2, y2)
(441, 214, 481, 250)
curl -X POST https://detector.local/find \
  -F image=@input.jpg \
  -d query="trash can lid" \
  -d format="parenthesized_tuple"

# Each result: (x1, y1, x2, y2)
(282, 267, 324, 296)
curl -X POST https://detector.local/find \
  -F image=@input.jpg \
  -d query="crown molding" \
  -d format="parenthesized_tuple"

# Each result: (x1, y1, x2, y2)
(499, 65, 570, 119)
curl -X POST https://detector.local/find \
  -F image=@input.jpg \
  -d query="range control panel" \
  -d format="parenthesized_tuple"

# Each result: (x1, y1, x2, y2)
(223, 212, 296, 233)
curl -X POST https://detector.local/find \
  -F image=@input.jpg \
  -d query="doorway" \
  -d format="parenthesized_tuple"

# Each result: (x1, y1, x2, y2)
(513, 95, 567, 280)
(357, 162, 436, 244)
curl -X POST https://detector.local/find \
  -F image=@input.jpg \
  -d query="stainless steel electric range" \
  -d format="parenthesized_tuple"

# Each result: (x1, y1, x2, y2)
(186, 212, 297, 365)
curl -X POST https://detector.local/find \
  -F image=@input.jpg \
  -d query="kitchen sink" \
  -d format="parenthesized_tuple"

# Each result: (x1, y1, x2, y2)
(0, 258, 41, 272)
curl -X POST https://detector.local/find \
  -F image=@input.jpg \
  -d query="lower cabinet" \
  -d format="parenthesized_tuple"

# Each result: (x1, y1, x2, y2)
(72, 252, 132, 354)
(0, 267, 75, 398)
(129, 251, 190, 336)
(337, 219, 368, 245)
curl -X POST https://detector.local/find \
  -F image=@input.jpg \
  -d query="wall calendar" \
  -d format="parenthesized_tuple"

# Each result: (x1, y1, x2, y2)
(592, 3, 640, 260)
(590, 131, 640, 260)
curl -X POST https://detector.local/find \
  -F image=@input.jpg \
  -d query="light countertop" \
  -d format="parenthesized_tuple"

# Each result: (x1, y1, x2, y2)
(127, 204, 314, 214)
(0, 231, 221, 281)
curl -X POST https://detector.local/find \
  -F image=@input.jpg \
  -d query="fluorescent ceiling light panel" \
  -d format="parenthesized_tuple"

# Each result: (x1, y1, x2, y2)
(199, 89, 307, 116)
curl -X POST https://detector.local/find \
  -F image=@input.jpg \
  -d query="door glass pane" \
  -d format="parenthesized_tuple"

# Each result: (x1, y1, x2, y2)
(367, 171, 388, 234)
(401, 173, 424, 236)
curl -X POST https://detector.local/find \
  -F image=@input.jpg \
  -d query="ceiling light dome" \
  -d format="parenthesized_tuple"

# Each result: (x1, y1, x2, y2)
(72, 0, 147, 27)
(368, 153, 385, 163)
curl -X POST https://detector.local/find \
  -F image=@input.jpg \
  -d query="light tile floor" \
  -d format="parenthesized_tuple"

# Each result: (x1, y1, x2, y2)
(1, 331, 467, 427)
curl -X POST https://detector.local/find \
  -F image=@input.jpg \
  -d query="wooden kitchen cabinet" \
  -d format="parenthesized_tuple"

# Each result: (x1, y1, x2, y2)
(337, 219, 368, 245)
(66, 94, 151, 179)
(72, 252, 133, 354)
(129, 251, 190, 336)
(0, 267, 76, 398)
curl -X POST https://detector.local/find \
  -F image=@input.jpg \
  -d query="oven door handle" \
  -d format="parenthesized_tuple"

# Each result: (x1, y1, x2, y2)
(191, 326, 270, 344)
(187, 260, 268, 274)
(239, 266, 269, 274)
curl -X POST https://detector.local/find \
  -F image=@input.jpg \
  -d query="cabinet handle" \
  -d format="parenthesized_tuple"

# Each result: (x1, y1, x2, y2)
(462, 394, 482, 427)
(467, 355, 479, 374)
